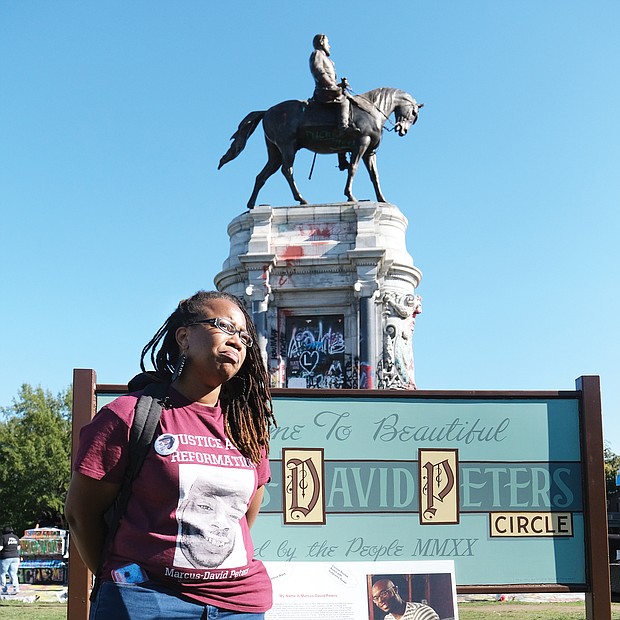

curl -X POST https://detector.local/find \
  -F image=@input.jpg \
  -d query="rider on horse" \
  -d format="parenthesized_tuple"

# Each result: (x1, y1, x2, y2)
(309, 34, 357, 134)
(218, 35, 422, 209)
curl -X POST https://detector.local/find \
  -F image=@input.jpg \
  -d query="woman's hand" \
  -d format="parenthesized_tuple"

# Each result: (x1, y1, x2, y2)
(65, 472, 121, 573)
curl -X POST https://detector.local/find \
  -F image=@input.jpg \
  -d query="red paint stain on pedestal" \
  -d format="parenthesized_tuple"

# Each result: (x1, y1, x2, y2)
(281, 246, 304, 260)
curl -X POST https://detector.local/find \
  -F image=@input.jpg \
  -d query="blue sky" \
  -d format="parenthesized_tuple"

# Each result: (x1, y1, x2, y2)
(1, 2, 619, 449)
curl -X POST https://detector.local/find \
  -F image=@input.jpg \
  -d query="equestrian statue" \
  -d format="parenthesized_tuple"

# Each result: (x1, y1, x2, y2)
(218, 34, 423, 209)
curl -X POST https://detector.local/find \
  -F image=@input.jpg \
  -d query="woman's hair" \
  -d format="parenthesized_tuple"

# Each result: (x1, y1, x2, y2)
(140, 290, 275, 464)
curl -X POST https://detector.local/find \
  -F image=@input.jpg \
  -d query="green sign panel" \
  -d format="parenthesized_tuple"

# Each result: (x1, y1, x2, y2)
(253, 395, 584, 586)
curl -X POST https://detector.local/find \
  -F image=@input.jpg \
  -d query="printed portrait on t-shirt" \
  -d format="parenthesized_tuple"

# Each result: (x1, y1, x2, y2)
(173, 464, 254, 570)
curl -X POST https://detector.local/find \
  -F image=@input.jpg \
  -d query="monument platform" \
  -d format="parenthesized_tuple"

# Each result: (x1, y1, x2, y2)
(215, 201, 422, 389)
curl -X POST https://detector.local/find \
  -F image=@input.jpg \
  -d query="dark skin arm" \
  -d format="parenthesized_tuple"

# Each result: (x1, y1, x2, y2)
(246, 485, 264, 528)
(64, 472, 120, 573)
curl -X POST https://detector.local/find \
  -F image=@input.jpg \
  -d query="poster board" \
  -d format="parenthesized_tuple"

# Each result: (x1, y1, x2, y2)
(265, 560, 457, 620)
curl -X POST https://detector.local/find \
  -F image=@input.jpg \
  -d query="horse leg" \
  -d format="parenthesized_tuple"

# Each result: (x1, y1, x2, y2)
(280, 146, 307, 206)
(344, 137, 371, 203)
(248, 140, 281, 209)
(362, 151, 387, 203)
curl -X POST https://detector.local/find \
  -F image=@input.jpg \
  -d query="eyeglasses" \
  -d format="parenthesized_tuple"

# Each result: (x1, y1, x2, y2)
(187, 317, 254, 348)
(372, 586, 395, 603)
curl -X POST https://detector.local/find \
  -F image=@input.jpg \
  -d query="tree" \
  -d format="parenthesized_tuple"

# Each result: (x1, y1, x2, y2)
(605, 444, 620, 515)
(0, 384, 72, 536)
(605, 445, 620, 491)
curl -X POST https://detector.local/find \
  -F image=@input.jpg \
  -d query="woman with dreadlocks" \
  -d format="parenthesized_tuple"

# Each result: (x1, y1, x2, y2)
(65, 291, 275, 620)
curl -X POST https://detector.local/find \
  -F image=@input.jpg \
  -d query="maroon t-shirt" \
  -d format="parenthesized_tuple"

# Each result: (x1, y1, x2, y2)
(74, 388, 272, 612)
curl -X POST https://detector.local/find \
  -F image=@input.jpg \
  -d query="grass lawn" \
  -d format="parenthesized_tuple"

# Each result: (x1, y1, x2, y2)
(2, 601, 620, 619)
(459, 601, 620, 619)
(0, 601, 66, 620)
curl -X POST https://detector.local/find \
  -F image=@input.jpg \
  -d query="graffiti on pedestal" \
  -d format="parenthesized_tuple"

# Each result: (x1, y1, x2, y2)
(344, 354, 358, 389)
(378, 292, 422, 390)
(285, 315, 347, 388)
(268, 327, 285, 388)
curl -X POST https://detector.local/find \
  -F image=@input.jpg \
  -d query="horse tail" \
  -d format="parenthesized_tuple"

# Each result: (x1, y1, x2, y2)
(218, 111, 266, 169)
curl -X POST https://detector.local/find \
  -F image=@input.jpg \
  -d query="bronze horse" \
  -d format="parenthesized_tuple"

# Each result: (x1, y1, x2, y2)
(218, 88, 422, 209)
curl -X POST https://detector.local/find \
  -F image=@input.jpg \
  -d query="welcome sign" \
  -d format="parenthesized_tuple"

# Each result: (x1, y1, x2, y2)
(253, 391, 587, 587)
(78, 374, 608, 620)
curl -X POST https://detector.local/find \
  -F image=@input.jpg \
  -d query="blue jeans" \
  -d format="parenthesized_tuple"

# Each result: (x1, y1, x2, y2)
(0, 558, 19, 589)
(90, 581, 266, 620)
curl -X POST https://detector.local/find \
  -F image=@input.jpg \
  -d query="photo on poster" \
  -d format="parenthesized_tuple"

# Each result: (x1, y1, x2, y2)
(368, 571, 455, 620)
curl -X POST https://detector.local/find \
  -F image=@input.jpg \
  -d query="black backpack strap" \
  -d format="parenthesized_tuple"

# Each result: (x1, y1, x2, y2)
(125, 381, 168, 486)
(90, 381, 169, 601)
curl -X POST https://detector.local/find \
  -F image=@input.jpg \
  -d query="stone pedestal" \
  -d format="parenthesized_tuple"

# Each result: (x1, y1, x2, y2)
(214, 202, 422, 389)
